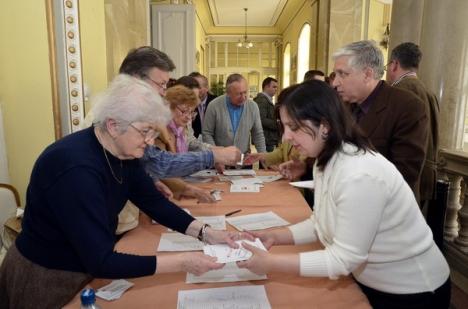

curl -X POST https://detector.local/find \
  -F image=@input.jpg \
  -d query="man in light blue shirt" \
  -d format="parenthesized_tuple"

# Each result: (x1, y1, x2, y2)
(202, 74, 266, 154)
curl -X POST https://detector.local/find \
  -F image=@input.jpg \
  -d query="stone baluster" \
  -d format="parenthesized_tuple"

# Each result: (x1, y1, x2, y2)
(455, 176, 468, 253)
(444, 173, 462, 241)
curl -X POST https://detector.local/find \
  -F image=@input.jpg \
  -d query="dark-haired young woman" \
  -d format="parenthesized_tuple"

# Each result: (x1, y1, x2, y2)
(238, 80, 450, 309)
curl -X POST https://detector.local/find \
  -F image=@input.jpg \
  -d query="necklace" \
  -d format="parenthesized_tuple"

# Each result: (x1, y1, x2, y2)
(95, 127, 123, 184)
(102, 146, 123, 184)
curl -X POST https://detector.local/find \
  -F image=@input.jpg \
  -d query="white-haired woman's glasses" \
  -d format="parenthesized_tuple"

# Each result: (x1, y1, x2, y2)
(129, 123, 159, 142)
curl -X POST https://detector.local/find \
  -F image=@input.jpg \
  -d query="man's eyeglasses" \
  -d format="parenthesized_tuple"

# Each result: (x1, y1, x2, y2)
(129, 123, 160, 141)
(176, 106, 198, 119)
(145, 76, 168, 91)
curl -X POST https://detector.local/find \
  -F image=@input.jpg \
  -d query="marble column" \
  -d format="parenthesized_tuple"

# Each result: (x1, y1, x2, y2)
(418, 0, 468, 149)
(387, 0, 425, 51)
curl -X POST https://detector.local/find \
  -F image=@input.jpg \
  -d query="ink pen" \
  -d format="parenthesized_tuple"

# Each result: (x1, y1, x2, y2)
(225, 209, 242, 217)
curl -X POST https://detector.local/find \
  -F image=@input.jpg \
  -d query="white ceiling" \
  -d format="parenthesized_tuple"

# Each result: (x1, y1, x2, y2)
(207, 0, 288, 27)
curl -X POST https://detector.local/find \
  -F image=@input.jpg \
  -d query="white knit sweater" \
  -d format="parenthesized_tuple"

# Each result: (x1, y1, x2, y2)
(288, 143, 449, 294)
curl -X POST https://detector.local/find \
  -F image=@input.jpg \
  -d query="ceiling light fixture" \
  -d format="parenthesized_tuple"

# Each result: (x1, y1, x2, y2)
(237, 8, 253, 49)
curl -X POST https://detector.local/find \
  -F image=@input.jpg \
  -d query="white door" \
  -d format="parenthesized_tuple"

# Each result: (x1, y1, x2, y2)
(151, 4, 195, 77)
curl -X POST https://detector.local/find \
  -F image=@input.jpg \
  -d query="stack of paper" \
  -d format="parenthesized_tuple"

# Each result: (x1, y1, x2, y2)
(96, 279, 134, 301)
(226, 211, 290, 231)
(223, 169, 256, 176)
(230, 184, 261, 193)
(177, 285, 271, 309)
(257, 174, 283, 183)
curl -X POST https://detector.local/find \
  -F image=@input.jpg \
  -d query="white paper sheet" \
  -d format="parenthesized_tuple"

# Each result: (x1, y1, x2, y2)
(189, 169, 218, 178)
(157, 233, 203, 251)
(230, 177, 263, 186)
(177, 285, 271, 309)
(218, 175, 243, 182)
(289, 180, 315, 189)
(230, 184, 261, 193)
(257, 174, 283, 183)
(195, 215, 226, 230)
(96, 279, 134, 301)
(203, 238, 266, 263)
(186, 262, 267, 283)
(226, 211, 290, 231)
(223, 169, 256, 176)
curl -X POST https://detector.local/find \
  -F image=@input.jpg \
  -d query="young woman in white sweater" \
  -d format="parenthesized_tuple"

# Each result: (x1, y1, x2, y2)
(237, 80, 451, 309)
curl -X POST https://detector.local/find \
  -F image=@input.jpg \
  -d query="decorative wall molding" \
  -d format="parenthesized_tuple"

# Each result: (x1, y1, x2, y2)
(46, 0, 85, 138)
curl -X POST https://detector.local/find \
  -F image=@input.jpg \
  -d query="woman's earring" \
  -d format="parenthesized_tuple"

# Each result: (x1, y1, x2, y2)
(321, 131, 328, 140)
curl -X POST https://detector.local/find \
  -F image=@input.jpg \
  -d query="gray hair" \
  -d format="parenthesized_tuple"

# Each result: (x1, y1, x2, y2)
(91, 74, 171, 132)
(332, 40, 384, 80)
(226, 73, 246, 91)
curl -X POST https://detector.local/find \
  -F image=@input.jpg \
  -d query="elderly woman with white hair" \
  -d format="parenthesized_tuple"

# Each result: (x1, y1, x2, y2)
(0, 75, 248, 308)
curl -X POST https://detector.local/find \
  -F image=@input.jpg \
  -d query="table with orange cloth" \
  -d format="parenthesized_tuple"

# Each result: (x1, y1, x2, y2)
(65, 171, 370, 308)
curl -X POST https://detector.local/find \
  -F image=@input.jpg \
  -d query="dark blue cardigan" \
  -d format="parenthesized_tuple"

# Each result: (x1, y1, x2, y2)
(16, 127, 194, 279)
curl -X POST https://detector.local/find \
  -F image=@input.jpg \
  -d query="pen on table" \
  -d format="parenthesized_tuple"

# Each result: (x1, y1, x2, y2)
(225, 209, 242, 217)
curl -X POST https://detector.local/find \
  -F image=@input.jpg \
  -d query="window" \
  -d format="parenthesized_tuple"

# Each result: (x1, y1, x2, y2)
(297, 24, 311, 82)
(283, 43, 291, 88)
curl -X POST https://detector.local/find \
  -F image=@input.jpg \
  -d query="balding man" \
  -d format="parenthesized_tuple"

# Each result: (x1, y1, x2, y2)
(332, 40, 428, 200)
(202, 74, 266, 154)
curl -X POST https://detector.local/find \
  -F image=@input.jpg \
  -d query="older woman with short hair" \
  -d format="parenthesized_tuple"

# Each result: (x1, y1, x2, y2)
(155, 84, 215, 203)
(0, 75, 248, 308)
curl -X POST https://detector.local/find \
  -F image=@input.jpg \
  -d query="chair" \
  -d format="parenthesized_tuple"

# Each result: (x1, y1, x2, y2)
(0, 183, 21, 250)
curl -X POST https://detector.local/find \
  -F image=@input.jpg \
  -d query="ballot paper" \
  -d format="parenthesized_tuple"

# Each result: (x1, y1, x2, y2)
(157, 233, 203, 251)
(189, 169, 218, 178)
(289, 180, 315, 189)
(226, 211, 290, 231)
(186, 262, 267, 283)
(195, 215, 226, 230)
(218, 175, 243, 182)
(96, 279, 134, 301)
(257, 174, 283, 183)
(203, 238, 266, 263)
(177, 285, 271, 309)
(210, 189, 222, 201)
(230, 177, 263, 186)
(230, 184, 261, 193)
(223, 169, 256, 176)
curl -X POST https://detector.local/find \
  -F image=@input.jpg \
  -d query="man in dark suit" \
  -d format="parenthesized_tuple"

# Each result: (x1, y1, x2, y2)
(387, 42, 440, 205)
(332, 40, 428, 201)
(254, 77, 279, 152)
(188, 72, 217, 138)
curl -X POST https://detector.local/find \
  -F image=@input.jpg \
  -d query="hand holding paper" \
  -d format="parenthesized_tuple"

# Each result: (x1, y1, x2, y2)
(203, 238, 267, 263)
(236, 242, 272, 276)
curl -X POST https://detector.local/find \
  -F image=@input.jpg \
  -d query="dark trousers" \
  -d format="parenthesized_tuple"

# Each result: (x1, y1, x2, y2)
(357, 277, 451, 309)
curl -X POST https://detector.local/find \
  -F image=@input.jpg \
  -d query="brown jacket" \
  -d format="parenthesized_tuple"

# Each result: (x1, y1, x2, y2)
(394, 76, 439, 201)
(358, 82, 428, 201)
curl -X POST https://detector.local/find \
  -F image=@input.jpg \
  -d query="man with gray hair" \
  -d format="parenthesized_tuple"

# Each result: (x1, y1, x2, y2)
(387, 42, 439, 206)
(203, 74, 266, 156)
(332, 40, 428, 200)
